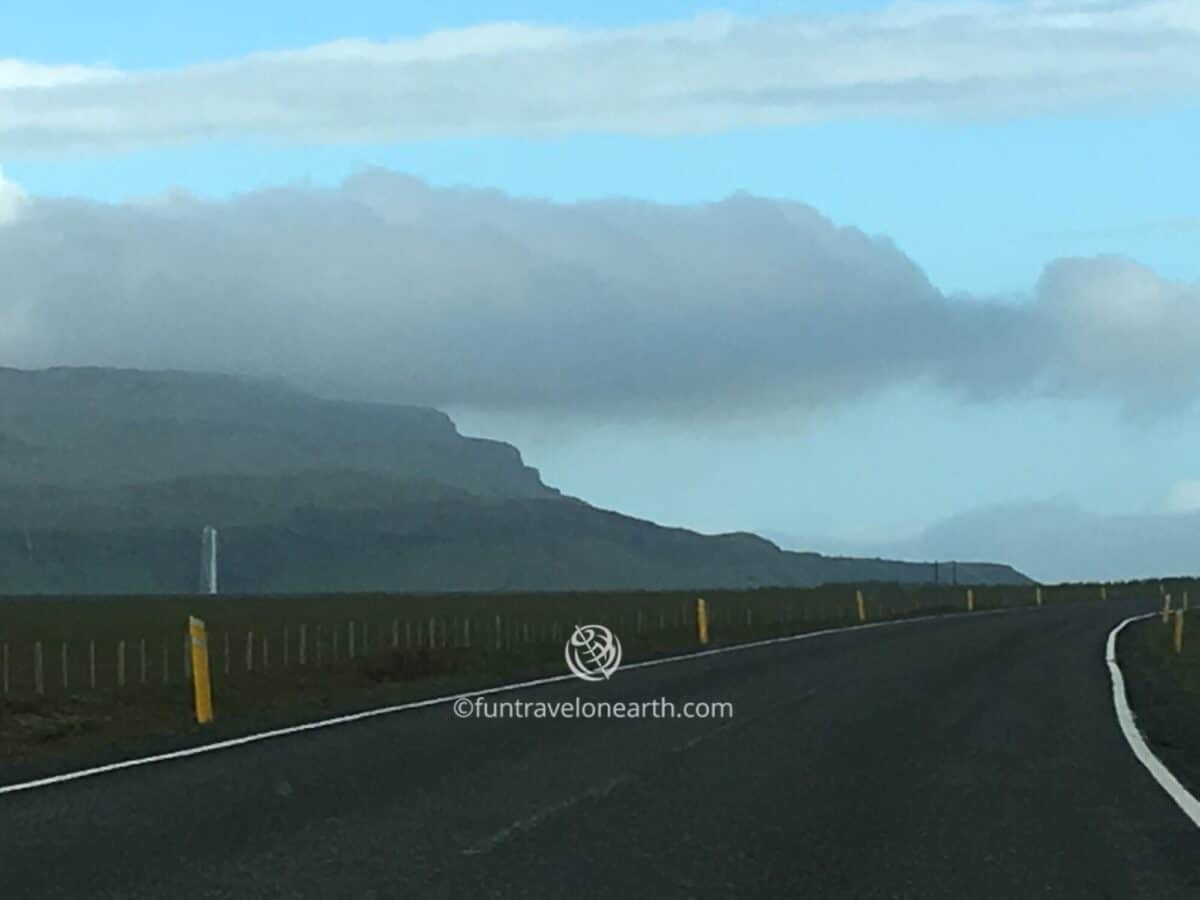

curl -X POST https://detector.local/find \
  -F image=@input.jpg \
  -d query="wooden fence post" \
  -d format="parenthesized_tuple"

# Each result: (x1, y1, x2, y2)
(117, 640, 126, 689)
(89, 640, 96, 690)
(299, 624, 308, 666)
(34, 641, 44, 695)
(856, 590, 866, 623)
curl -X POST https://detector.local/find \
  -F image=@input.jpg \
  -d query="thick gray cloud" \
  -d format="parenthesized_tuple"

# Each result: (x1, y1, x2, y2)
(1, 2, 1198, 154)
(0, 168, 1196, 416)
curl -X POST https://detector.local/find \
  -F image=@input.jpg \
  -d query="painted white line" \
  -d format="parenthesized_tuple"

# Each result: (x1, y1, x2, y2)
(0, 603, 1028, 796)
(1106, 614, 1200, 829)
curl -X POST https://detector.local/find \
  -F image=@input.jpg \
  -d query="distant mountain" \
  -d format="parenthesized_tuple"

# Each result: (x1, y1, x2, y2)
(0, 367, 1031, 594)
(896, 501, 1200, 584)
(765, 499, 1200, 584)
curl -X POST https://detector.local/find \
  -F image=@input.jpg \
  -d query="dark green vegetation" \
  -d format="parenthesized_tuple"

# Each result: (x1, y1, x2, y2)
(0, 366, 1030, 594)
(0, 579, 1164, 771)
(1121, 604, 1200, 798)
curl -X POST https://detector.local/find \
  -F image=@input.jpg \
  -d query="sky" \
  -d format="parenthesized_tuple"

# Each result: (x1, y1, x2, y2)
(2, 0, 1199, 581)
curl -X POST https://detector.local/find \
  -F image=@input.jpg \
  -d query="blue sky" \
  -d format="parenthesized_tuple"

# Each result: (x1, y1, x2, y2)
(3, 1, 1199, 580)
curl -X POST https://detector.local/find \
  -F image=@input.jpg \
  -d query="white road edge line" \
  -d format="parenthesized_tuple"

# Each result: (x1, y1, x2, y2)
(1107, 614, 1200, 829)
(0, 603, 1023, 796)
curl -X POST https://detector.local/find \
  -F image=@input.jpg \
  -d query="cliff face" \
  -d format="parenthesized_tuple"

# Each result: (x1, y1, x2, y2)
(0, 367, 1031, 595)
(0, 366, 553, 499)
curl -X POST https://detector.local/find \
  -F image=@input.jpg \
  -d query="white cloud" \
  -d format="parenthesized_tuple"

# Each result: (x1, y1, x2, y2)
(1167, 479, 1200, 513)
(1033, 257, 1200, 409)
(0, 166, 26, 225)
(0, 1, 1197, 154)
(0, 59, 118, 91)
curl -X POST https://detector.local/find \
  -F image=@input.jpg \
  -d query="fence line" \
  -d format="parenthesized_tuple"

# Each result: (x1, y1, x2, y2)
(0, 583, 1174, 699)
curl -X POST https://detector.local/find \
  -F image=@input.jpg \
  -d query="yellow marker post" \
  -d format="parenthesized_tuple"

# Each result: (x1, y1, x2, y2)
(696, 598, 709, 645)
(1173, 609, 1185, 655)
(967, 589, 975, 612)
(856, 590, 866, 623)
(188, 616, 214, 725)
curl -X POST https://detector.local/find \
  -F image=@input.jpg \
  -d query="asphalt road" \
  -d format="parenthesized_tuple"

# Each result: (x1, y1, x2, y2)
(2, 598, 1198, 898)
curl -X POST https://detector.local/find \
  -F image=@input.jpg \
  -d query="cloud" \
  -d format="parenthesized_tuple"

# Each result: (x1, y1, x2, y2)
(0, 166, 26, 225)
(1167, 479, 1200, 513)
(0, 169, 1196, 418)
(1031, 257, 1200, 409)
(0, 1, 1197, 153)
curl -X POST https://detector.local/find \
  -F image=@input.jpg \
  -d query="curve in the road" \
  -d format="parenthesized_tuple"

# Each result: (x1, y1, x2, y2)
(1107, 613, 1200, 829)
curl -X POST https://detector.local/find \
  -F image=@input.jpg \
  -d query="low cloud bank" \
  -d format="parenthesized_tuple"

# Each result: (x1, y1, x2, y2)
(0, 169, 1197, 417)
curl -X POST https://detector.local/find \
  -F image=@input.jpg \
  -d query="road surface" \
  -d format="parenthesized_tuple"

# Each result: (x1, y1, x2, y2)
(1, 598, 1197, 898)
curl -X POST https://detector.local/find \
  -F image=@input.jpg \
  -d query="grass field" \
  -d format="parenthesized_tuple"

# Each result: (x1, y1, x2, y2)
(1120, 606, 1200, 798)
(0, 578, 1182, 773)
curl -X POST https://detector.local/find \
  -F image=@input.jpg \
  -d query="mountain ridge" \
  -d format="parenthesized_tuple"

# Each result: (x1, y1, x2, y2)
(0, 367, 1032, 594)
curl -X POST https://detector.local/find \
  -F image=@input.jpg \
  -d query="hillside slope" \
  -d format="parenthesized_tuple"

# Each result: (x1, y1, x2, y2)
(0, 368, 1031, 594)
